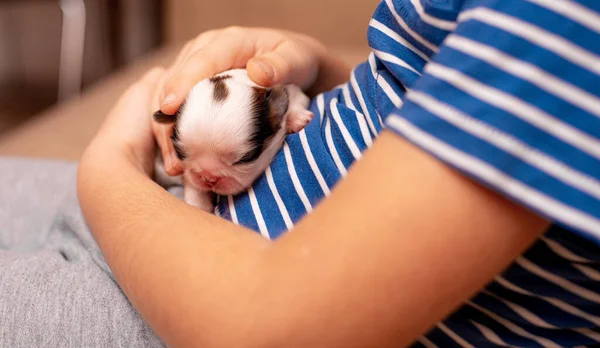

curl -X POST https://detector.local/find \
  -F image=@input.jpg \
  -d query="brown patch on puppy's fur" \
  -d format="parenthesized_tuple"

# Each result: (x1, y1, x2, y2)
(152, 104, 186, 159)
(268, 86, 289, 130)
(233, 86, 289, 165)
(153, 110, 176, 124)
(209, 74, 232, 82)
(210, 74, 232, 102)
(170, 125, 186, 160)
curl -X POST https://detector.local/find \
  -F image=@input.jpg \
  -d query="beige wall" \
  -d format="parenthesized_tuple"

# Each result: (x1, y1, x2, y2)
(164, 0, 380, 50)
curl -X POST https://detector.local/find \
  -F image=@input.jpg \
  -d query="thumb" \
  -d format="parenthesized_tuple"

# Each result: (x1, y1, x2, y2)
(246, 40, 320, 89)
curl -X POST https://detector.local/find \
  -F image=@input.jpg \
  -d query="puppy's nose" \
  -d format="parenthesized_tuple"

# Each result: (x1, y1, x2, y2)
(198, 170, 219, 184)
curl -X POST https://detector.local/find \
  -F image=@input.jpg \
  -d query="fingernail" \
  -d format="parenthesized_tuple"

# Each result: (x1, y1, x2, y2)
(161, 93, 176, 107)
(255, 59, 275, 81)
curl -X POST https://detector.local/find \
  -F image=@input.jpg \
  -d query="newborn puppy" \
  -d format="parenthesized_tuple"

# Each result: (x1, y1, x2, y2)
(153, 69, 314, 212)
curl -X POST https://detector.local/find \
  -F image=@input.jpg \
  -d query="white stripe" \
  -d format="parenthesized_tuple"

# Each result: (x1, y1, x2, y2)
(299, 131, 330, 197)
(483, 290, 554, 329)
(369, 18, 431, 62)
(574, 264, 600, 282)
(385, 0, 438, 53)
(409, 0, 457, 31)
(541, 245, 600, 304)
(458, 7, 600, 76)
(469, 321, 508, 347)
(342, 84, 373, 147)
(372, 49, 422, 75)
(283, 142, 313, 213)
(575, 328, 600, 343)
(436, 323, 474, 348)
(541, 237, 593, 263)
(526, 0, 600, 34)
(495, 275, 600, 327)
(482, 291, 600, 344)
(368, 54, 405, 109)
(468, 301, 562, 348)
(228, 194, 239, 225)
(407, 90, 600, 201)
(342, 84, 358, 111)
(351, 61, 382, 134)
(247, 187, 269, 239)
(324, 118, 348, 176)
(264, 166, 293, 230)
(425, 63, 600, 161)
(373, 71, 404, 109)
(445, 35, 600, 120)
(362, 54, 385, 128)
(330, 98, 363, 160)
(317, 93, 325, 127)
(213, 197, 221, 217)
(499, 296, 600, 345)
(386, 115, 600, 238)
(517, 257, 600, 303)
(416, 336, 438, 348)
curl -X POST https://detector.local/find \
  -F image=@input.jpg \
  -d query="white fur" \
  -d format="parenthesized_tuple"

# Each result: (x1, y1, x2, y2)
(155, 69, 313, 212)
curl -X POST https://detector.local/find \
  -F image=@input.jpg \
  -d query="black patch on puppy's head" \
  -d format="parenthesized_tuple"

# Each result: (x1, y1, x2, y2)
(210, 74, 232, 102)
(170, 126, 186, 161)
(234, 86, 289, 165)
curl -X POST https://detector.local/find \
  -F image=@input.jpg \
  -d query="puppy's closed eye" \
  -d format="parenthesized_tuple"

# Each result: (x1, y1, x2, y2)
(233, 147, 262, 166)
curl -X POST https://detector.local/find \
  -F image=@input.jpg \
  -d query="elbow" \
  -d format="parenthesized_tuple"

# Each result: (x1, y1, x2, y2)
(191, 307, 294, 348)
(175, 294, 301, 348)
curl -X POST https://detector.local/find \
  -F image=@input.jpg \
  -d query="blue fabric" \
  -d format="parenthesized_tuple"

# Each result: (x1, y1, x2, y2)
(216, 0, 600, 346)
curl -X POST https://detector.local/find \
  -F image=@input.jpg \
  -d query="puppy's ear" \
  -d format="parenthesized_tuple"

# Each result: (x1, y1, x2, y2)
(152, 110, 177, 124)
(251, 86, 289, 133)
(267, 86, 289, 124)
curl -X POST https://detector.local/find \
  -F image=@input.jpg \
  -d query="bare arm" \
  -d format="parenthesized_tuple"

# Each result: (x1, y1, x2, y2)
(79, 119, 549, 348)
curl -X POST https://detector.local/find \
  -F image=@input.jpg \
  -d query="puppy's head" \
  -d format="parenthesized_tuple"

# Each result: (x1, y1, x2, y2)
(153, 69, 291, 195)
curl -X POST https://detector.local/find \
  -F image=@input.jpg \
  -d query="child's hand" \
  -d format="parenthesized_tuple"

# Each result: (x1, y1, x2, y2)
(153, 27, 351, 176)
(82, 67, 166, 176)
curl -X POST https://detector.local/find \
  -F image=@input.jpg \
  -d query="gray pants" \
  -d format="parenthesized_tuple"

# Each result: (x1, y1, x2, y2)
(0, 158, 165, 347)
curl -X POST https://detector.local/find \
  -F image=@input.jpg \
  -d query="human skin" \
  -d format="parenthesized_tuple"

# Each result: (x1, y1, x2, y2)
(152, 27, 352, 176)
(78, 58, 549, 347)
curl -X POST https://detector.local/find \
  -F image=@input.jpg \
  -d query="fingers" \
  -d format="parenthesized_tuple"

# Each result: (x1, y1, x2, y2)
(159, 27, 256, 115)
(150, 68, 184, 175)
(117, 67, 166, 108)
(140, 67, 167, 87)
(158, 32, 213, 103)
(153, 122, 183, 175)
(100, 67, 167, 149)
(246, 38, 321, 89)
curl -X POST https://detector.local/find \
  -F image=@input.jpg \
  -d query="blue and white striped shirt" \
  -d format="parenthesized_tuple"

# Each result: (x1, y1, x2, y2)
(216, 0, 600, 345)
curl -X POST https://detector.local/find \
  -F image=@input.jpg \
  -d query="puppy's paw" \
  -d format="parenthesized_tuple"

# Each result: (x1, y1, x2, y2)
(286, 108, 314, 133)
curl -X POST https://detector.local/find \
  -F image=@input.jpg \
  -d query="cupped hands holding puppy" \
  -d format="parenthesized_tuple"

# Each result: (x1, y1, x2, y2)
(153, 26, 352, 175)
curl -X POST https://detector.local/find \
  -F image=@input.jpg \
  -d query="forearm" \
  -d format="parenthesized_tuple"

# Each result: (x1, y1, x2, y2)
(77, 146, 270, 347)
(77, 133, 548, 348)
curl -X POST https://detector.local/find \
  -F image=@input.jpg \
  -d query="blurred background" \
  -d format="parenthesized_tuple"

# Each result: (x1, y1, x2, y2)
(0, 0, 161, 133)
(0, 0, 378, 158)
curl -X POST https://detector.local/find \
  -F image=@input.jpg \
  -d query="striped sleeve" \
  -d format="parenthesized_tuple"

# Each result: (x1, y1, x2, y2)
(384, 0, 600, 243)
